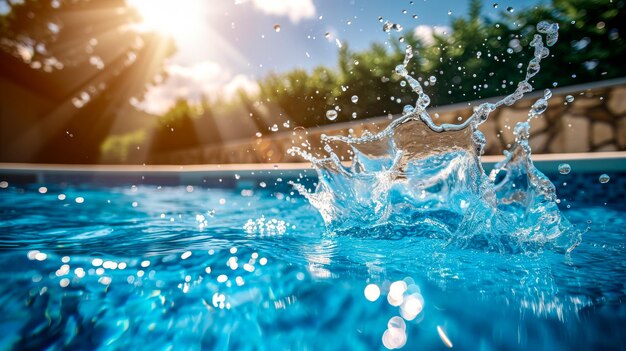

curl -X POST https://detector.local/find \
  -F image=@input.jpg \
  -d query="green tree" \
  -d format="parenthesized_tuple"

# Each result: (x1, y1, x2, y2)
(149, 98, 201, 155)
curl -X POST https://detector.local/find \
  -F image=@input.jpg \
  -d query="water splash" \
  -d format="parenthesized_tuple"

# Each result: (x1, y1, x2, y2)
(289, 21, 580, 253)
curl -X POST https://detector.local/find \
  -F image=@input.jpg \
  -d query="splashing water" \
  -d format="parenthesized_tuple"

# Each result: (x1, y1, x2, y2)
(289, 21, 581, 253)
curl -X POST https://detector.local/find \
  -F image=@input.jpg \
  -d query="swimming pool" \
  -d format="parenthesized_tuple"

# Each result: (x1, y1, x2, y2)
(0, 159, 625, 350)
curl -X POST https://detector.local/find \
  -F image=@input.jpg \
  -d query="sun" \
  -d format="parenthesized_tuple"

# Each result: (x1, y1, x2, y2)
(127, 0, 206, 39)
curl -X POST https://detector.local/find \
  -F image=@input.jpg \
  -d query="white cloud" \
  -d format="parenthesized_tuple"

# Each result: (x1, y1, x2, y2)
(246, 0, 316, 23)
(137, 61, 259, 114)
(413, 25, 450, 46)
(224, 74, 260, 99)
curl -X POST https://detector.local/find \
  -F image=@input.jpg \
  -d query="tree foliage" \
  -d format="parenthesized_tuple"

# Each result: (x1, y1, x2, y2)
(258, 0, 626, 128)
(0, 0, 174, 163)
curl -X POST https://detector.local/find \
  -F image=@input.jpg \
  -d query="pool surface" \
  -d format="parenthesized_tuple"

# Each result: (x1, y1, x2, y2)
(0, 170, 625, 350)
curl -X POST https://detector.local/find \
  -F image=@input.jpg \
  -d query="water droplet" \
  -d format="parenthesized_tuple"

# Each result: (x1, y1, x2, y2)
(447, 10, 452, 15)
(324, 32, 330, 39)
(351, 95, 359, 103)
(412, 14, 418, 19)
(429, 76, 437, 84)
(400, 81, 406, 87)
(565, 95, 574, 103)
(273, 24, 281, 32)
(507, 6, 514, 13)
(544, 89, 553, 99)
(395, 64, 408, 76)
(493, 3, 498, 8)
(378, 16, 383, 23)
(403, 105, 414, 114)
(530, 98, 548, 116)
(326, 110, 338, 121)
(270, 124, 279, 132)
(558, 163, 571, 175)
(599, 174, 610, 183)
(352, 112, 357, 119)
(382, 21, 393, 33)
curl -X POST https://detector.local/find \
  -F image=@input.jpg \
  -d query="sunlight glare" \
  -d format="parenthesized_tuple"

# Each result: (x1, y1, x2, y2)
(127, 0, 206, 39)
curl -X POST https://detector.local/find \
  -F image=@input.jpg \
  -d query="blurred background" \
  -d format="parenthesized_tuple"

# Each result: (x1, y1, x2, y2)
(0, 0, 624, 165)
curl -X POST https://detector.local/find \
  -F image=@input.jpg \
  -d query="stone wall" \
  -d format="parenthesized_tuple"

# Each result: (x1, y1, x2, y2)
(152, 78, 626, 164)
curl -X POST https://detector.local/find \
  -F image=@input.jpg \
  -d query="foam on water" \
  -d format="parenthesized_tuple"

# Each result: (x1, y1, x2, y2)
(290, 21, 581, 253)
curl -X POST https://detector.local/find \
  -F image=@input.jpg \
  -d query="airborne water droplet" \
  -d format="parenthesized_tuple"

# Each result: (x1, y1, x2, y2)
(530, 98, 548, 116)
(493, 3, 498, 8)
(274, 24, 281, 32)
(351, 95, 359, 103)
(599, 174, 610, 183)
(352, 112, 357, 119)
(507, 6, 514, 13)
(558, 163, 571, 175)
(395, 64, 408, 76)
(382, 21, 393, 33)
(565, 95, 574, 103)
(326, 110, 338, 121)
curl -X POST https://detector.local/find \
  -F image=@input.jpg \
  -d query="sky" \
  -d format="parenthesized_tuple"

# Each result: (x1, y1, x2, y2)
(128, 0, 544, 114)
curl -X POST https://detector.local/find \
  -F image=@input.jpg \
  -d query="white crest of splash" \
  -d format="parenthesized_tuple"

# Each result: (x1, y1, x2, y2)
(289, 21, 580, 253)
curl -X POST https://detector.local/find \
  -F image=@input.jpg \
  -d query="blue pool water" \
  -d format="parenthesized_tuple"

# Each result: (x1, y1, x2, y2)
(0, 171, 624, 350)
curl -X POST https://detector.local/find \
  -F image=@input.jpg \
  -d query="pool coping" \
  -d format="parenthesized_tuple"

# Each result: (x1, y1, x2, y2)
(0, 152, 624, 185)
